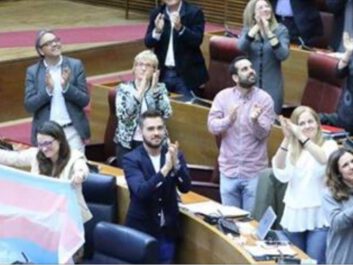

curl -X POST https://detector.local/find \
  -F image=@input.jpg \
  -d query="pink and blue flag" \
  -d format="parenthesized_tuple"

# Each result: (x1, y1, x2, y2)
(0, 165, 84, 263)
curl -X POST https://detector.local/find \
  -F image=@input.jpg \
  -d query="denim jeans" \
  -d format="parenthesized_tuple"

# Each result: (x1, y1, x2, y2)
(220, 174, 259, 212)
(158, 236, 175, 264)
(162, 69, 194, 100)
(285, 227, 328, 264)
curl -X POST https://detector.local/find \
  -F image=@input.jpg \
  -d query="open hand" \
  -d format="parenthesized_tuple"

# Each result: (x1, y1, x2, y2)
(154, 13, 165, 33)
(61, 67, 71, 89)
(45, 71, 54, 93)
(250, 103, 262, 122)
(343, 32, 353, 53)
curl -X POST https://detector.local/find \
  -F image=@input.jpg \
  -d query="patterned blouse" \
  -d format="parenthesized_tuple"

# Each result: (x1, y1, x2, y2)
(114, 81, 172, 148)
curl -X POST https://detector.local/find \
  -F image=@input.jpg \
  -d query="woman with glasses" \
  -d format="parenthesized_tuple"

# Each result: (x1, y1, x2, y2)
(0, 121, 91, 224)
(323, 148, 353, 264)
(114, 50, 172, 167)
(272, 106, 338, 263)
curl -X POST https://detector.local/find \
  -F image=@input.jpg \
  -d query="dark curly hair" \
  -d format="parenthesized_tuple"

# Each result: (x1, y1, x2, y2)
(36, 121, 71, 178)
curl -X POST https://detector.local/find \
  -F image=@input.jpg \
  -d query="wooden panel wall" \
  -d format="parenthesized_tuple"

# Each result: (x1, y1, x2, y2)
(72, 0, 247, 26)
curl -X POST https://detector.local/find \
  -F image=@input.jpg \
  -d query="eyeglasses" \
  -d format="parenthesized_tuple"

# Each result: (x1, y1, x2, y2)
(40, 37, 61, 48)
(37, 139, 55, 149)
(135, 62, 155, 69)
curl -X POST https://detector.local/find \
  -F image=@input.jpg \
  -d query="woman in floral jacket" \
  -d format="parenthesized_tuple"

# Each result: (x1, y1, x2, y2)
(114, 50, 172, 167)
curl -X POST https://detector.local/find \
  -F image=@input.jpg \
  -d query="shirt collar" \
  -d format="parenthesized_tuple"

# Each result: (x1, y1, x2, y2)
(166, 1, 183, 16)
(233, 86, 257, 100)
(43, 55, 63, 69)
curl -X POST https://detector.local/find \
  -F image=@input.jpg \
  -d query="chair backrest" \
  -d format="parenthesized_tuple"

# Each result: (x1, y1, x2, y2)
(301, 52, 343, 113)
(82, 173, 117, 259)
(103, 88, 118, 160)
(201, 35, 245, 100)
(91, 222, 159, 264)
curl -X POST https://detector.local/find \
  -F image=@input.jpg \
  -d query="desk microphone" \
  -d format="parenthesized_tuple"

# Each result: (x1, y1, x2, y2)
(298, 36, 314, 51)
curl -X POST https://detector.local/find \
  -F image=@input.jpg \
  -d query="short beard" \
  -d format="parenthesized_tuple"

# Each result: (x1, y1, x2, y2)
(238, 80, 255, 89)
(238, 75, 256, 89)
(143, 136, 162, 149)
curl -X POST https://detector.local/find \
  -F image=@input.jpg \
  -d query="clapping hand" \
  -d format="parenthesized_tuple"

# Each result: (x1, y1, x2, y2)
(170, 11, 182, 31)
(61, 67, 71, 89)
(169, 140, 180, 168)
(228, 105, 239, 123)
(151, 70, 160, 91)
(163, 140, 180, 176)
(343, 32, 353, 53)
(154, 13, 165, 33)
(71, 168, 86, 185)
(287, 119, 301, 139)
(250, 103, 263, 122)
(257, 16, 269, 33)
(45, 70, 54, 93)
(279, 115, 292, 138)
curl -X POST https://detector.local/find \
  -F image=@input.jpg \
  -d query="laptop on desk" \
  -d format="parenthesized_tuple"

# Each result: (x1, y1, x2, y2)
(256, 206, 288, 242)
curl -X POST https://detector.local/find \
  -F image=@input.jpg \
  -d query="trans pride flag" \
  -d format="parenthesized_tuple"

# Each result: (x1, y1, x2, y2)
(0, 165, 84, 263)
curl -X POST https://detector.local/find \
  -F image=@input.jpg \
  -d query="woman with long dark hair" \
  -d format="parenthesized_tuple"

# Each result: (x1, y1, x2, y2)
(323, 148, 353, 264)
(0, 120, 91, 223)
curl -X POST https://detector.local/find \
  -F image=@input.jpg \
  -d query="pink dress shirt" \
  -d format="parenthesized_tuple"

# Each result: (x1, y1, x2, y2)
(208, 86, 275, 178)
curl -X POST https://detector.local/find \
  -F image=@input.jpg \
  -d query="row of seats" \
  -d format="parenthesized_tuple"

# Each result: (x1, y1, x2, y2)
(81, 173, 158, 263)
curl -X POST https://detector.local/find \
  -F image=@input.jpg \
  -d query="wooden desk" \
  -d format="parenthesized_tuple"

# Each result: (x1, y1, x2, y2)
(97, 163, 306, 264)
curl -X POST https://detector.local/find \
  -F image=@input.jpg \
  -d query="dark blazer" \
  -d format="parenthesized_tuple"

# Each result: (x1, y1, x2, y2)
(325, 0, 346, 51)
(272, 0, 323, 45)
(24, 56, 90, 145)
(144, 1, 209, 92)
(123, 145, 191, 239)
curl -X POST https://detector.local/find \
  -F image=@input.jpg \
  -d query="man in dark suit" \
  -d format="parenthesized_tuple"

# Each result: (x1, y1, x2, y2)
(325, 0, 353, 52)
(271, 0, 323, 46)
(144, 0, 208, 100)
(122, 109, 191, 263)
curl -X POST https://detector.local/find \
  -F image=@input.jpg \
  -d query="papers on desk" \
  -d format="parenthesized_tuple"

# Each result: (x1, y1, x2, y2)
(179, 200, 249, 217)
(244, 243, 297, 260)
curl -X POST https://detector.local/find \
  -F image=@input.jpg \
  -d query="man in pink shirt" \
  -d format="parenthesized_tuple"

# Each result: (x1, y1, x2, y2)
(208, 56, 275, 211)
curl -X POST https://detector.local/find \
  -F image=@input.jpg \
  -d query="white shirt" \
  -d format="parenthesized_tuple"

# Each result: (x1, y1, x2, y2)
(45, 56, 71, 126)
(275, 0, 293, 17)
(272, 140, 338, 232)
(152, 1, 183, 67)
(148, 154, 165, 226)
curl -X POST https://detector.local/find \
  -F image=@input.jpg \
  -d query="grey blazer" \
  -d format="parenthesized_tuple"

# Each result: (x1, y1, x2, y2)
(24, 56, 90, 145)
(237, 24, 290, 114)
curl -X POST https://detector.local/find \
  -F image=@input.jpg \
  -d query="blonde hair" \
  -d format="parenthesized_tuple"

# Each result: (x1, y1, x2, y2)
(133, 50, 159, 69)
(243, 0, 278, 32)
(289, 106, 324, 164)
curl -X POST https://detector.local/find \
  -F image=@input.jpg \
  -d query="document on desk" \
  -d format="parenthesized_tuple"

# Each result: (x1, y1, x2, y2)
(179, 200, 249, 217)
(244, 244, 297, 258)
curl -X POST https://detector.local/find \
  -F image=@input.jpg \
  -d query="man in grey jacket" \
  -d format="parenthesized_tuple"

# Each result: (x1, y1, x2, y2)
(24, 29, 90, 152)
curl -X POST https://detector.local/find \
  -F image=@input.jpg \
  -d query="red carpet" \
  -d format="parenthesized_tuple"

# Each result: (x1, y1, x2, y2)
(0, 23, 224, 48)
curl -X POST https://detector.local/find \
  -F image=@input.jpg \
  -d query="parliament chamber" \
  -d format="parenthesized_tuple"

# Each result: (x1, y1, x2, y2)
(0, 0, 342, 263)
